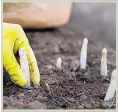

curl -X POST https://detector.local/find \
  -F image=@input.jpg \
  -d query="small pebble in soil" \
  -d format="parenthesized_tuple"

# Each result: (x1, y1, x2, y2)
(9, 95, 15, 102)
(52, 46, 60, 54)
(86, 73, 94, 82)
(80, 72, 93, 82)
(63, 61, 69, 69)
(45, 82, 51, 96)
(45, 82, 50, 91)
(24, 100, 47, 109)
(27, 90, 33, 93)
(70, 59, 80, 71)
(11, 100, 24, 107)
(42, 48, 48, 53)
(59, 44, 69, 52)
(93, 61, 96, 65)
(17, 93, 24, 99)
(67, 98, 75, 103)
(45, 65, 54, 70)
(84, 103, 93, 109)
(94, 102, 100, 108)
(47, 80, 56, 85)
(83, 72, 89, 77)
(79, 94, 87, 102)
(90, 99, 96, 105)
(35, 95, 48, 102)
(68, 72, 76, 82)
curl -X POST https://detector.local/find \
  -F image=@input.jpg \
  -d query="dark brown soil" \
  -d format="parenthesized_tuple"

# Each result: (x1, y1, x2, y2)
(3, 27, 116, 109)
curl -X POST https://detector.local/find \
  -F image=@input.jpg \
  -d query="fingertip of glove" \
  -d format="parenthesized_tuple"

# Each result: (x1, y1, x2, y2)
(34, 85, 40, 89)
(20, 79, 28, 87)
(33, 81, 40, 88)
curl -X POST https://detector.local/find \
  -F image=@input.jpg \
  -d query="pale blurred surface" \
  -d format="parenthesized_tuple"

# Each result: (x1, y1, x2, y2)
(68, 3, 116, 49)
(3, 2, 72, 28)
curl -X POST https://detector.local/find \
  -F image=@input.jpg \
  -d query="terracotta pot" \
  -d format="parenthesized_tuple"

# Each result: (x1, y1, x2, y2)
(3, 2, 72, 28)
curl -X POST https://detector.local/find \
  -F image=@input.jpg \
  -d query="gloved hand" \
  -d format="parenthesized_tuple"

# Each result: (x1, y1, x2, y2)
(3, 22, 40, 87)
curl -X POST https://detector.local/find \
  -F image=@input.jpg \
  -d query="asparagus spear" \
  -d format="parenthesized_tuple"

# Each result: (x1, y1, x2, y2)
(19, 48, 31, 89)
(80, 38, 88, 69)
(104, 70, 116, 101)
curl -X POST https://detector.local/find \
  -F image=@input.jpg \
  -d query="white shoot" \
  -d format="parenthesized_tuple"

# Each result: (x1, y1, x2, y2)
(19, 48, 31, 89)
(101, 48, 107, 77)
(104, 69, 116, 101)
(80, 38, 88, 69)
(56, 57, 62, 69)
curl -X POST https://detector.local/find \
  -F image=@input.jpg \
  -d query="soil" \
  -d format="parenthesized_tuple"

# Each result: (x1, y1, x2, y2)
(3, 27, 116, 109)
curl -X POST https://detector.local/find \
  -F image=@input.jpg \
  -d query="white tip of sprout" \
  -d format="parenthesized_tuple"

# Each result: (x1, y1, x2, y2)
(56, 57, 62, 69)
(104, 69, 116, 101)
(101, 48, 107, 77)
(80, 38, 88, 69)
(102, 48, 107, 54)
(83, 38, 88, 44)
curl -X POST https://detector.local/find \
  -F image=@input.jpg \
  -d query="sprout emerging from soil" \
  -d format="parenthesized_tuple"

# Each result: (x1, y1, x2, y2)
(56, 57, 62, 69)
(80, 38, 88, 69)
(101, 48, 107, 77)
(19, 48, 31, 89)
(104, 69, 116, 101)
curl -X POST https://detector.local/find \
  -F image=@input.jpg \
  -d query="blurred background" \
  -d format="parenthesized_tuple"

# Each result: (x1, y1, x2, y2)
(69, 2, 116, 49)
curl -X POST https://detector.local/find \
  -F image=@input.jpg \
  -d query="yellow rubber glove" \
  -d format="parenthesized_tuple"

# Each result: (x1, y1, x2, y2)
(3, 22, 40, 87)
